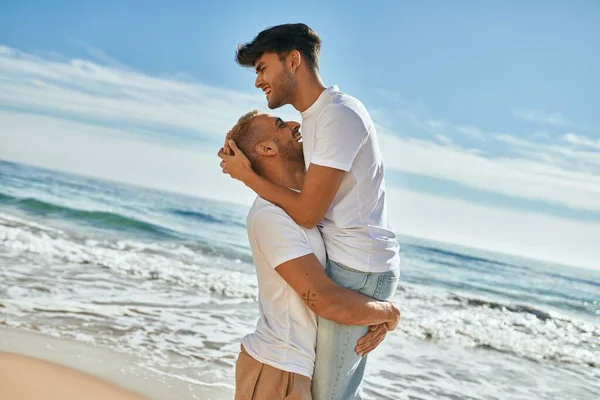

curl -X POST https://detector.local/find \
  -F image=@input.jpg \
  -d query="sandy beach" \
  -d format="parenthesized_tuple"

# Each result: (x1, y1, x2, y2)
(0, 327, 232, 400)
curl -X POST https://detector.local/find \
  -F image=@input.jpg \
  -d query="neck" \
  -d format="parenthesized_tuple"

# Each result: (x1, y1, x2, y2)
(290, 71, 326, 113)
(258, 158, 305, 190)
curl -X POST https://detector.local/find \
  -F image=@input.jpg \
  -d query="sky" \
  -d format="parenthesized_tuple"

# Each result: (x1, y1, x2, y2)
(1, 0, 599, 270)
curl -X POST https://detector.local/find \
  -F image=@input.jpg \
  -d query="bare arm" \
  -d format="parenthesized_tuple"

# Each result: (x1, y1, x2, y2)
(244, 162, 344, 229)
(275, 254, 401, 329)
(219, 141, 344, 229)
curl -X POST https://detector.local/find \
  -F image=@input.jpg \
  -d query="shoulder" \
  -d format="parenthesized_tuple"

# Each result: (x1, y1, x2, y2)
(314, 103, 370, 144)
(247, 197, 305, 237)
(318, 93, 372, 130)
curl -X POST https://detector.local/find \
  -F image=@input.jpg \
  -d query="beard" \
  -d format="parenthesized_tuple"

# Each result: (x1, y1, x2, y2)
(267, 69, 295, 109)
(279, 140, 304, 164)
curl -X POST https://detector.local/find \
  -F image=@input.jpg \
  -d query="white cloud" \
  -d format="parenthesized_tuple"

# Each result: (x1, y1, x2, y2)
(379, 130, 600, 211)
(69, 39, 131, 70)
(562, 132, 600, 150)
(0, 111, 257, 206)
(388, 187, 600, 271)
(495, 134, 600, 171)
(0, 45, 299, 139)
(495, 134, 531, 147)
(434, 134, 452, 145)
(385, 104, 485, 143)
(513, 108, 571, 127)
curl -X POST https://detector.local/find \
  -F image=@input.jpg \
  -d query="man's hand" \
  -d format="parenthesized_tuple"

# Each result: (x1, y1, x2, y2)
(355, 324, 388, 357)
(386, 303, 401, 332)
(223, 131, 232, 155)
(354, 303, 400, 357)
(218, 140, 253, 183)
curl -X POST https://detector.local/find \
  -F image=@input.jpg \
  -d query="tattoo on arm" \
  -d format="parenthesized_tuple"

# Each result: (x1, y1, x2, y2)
(301, 289, 319, 308)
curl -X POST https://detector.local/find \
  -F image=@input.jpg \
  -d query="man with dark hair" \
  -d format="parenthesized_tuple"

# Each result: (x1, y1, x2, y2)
(219, 23, 401, 400)
(226, 111, 400, 400)
(236, 23, 321, 74)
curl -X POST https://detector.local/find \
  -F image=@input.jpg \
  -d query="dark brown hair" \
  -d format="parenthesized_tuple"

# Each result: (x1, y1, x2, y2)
(236, 23, 321, 71)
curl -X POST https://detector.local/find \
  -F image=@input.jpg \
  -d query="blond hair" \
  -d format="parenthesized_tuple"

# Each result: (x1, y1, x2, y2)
(225, 110, 266, 171)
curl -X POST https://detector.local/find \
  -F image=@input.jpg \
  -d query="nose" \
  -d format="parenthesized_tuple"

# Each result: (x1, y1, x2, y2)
(286, 121, 300, 131)
(255, 74, 263, 89)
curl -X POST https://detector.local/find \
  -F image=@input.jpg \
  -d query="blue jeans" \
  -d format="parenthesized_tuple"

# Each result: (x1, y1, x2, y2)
(312, 259, 400, 400)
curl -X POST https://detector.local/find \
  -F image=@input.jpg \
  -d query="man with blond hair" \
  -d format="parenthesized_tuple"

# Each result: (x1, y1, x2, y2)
(227, 110, 400, 400)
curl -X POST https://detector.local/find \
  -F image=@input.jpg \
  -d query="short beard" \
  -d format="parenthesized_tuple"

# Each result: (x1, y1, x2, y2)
(279, 142, 304, 164)
(268, 69, 295, 109)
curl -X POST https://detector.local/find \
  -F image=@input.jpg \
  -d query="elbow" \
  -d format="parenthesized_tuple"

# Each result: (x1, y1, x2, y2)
(296, 210, 322, 229)
(298, 218, 319, 229)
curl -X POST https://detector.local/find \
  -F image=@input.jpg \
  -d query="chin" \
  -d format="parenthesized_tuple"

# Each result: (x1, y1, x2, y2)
(268, 97, 286, 110)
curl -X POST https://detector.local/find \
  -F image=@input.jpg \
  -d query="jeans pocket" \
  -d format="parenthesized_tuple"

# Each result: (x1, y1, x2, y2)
(326, 260, 369, 292)
(374, 270, 399, 301)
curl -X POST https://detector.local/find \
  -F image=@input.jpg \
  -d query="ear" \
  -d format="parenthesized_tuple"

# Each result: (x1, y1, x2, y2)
(289, 50, 302, 73)
(255, 140, 278, 156)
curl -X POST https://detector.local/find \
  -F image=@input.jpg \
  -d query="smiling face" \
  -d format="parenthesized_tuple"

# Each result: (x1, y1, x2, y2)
(251, 113, 303, 163)
(254, 52, 296, 109)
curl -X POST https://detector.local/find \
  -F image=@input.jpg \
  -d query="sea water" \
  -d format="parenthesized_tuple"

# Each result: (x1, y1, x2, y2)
(1, 160, 598, 399)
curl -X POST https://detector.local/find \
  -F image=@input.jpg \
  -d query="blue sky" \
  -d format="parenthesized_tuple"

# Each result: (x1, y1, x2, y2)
(1, 0, 599, 268)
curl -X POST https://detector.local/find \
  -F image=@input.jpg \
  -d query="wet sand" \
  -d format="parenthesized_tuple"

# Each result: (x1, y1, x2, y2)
(0, 327, 232, 400)
(0, 352, 147, 400)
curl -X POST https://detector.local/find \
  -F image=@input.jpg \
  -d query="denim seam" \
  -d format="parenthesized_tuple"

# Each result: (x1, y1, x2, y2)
(330, 322, 352, 399)
(334, 261, 372, 275)
(375, 273, 387, 300)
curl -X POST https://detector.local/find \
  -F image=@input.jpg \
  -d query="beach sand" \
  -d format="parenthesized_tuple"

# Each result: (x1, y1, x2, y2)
(0, 327, 233, 400)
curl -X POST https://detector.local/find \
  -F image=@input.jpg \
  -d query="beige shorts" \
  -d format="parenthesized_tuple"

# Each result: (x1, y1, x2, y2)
(234, 345, 312, 400)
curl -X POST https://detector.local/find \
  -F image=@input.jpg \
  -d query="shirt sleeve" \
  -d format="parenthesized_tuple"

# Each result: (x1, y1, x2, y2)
(251, 208, 314, 269)
(310, 104, 368, 172)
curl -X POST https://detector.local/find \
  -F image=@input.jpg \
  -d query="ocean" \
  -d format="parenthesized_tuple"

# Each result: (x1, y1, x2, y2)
(1, 159, 598, 400)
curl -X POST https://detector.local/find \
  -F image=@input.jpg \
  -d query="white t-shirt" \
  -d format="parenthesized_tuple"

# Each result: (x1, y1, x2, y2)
(241, 196, 327, 378)
(301, 85, 400, 273)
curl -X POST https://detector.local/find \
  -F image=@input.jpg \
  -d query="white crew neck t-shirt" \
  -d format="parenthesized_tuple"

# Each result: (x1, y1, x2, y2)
(241, 196, 327, 378)
(300, 85, 399, 273)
